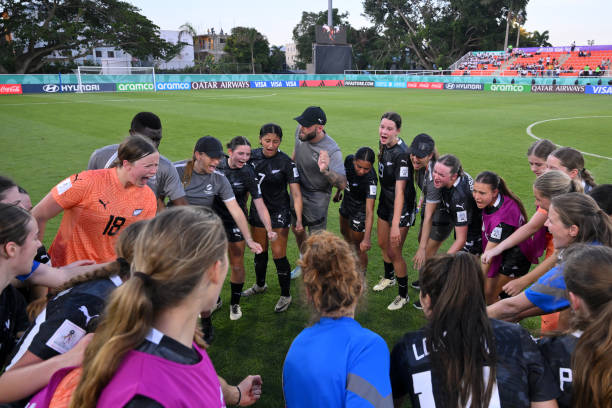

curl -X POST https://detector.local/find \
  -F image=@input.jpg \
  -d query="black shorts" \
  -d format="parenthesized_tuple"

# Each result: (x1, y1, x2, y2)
(223, 220, 244, 243)
(339, 208, 366, 233)
(499, 248, 532, 278)
(377, 203, 415, 228)
(250, 209, 291, 229)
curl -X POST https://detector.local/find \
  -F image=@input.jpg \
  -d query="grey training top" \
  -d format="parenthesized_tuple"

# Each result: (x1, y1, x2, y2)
(88, 144, 185, 201)
(173, 159, 235, 208)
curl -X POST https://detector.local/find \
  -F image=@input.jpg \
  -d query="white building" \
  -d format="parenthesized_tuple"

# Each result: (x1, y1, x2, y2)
(158, 30, 194, 70)
(285, 42, 298, 69)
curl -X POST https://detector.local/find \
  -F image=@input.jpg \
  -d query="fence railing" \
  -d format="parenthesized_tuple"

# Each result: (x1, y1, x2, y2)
(344, 69, 611, 78)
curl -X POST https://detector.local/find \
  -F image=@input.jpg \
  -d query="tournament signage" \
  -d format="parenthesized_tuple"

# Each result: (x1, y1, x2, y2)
(485, 83, 531, 92)
(0, 84, 22, 94)
(22, 83, 115, 93)
(250, 81, 299, 88)
(531, 85, 585, 93)
(191, 81, 251, 90)
(585, 85, 612, 95)
(299, 80, 344, 87)
(117, 83, 154, 92)
(406, 82, 444, 89)
(444, 83, 484, 91)
(375, 81, 407, 88)
(156, 82, 191, 91)
(344, 80, 374, 87)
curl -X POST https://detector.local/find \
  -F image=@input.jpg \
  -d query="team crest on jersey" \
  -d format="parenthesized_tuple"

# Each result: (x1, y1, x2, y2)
(46, 319, 86, 354)
(133, 209, 143, 216)
(206, 184, 213, 191)
(56, 177, 72, 195)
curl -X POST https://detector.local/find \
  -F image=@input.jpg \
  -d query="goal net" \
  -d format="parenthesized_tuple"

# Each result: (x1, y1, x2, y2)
(74, 66, 157, 92)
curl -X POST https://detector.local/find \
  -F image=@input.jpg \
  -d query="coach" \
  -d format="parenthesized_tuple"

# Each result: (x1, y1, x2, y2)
(291, 106, 346, 277)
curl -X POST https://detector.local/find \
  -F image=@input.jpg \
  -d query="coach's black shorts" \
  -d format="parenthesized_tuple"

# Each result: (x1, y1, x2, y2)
(223, 220, 244, 243)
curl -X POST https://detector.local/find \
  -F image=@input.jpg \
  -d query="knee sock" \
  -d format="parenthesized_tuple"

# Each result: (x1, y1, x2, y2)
(230, 282, 244, 305)
(398, 276, 408, 298)
(384, 261, 395, 279)
(254, 252, 268, 287)
(274, 257, 291, 297)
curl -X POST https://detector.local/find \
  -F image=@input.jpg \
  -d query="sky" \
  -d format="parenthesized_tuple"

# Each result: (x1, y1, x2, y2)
(127, 0, 612, 48)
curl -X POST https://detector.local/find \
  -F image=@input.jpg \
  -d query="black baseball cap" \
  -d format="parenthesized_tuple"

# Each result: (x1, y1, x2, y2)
(194, 136, 224, 158)
(409, 134, 435, 158)
(294, 106, 327, 127)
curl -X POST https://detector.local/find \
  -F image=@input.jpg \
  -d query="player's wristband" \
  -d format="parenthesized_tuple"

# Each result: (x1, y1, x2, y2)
(235, 386, 241, 406)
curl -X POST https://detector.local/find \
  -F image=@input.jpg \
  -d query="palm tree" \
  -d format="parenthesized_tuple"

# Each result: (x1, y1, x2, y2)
(178, 22, 197, 46)
(532, 30, 552, 47)
(234, 28, 263, 74)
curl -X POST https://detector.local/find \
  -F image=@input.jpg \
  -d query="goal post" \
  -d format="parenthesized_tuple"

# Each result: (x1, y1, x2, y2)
(74, 66, 157, 93)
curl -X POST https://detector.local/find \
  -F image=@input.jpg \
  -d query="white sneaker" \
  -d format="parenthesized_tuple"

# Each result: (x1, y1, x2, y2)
(241, 283, 268, 297)
(373, 277, 396, 292)
(290, 266, 302, 279)
(274, 295, 292, 312)
(387, 295, 409, 311)
(230, 304, 242, 320)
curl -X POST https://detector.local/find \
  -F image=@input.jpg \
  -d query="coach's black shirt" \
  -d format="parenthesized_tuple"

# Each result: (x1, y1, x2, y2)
(340, 154, 378, 215)
(390, 318, 559, 407)
(214, 156, 261, 223)
(377, 138, 416, 213)
(248, 148, 299, 217)
(538, 333, 579, 408)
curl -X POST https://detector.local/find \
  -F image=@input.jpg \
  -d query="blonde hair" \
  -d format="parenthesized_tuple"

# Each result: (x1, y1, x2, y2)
(70, 206, 227, 407)
(299, 231, 363, 317)
(533, 170, 581, 197)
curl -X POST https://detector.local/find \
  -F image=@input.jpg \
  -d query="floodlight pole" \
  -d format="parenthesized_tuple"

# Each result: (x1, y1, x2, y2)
(328, 0, 332, 27)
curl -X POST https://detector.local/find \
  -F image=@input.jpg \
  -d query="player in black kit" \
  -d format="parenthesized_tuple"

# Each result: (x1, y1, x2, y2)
(372, 112, 416, 311)
(538, 245, 612, 408)
(214, 136, 277, 320)
(242, 124, 304, 314)
(333, 147, 377, 273)
(432, 154, 482, 255)
(390, 253, 559, 408)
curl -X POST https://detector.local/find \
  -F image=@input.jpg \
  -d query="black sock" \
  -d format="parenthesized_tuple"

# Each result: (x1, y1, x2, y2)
(274, 257, 291, 297)
(384, 261, 395, 279)
(398, 276, 408, 298)
(254, 252, 268, 287)
(230, 282, 244, 305)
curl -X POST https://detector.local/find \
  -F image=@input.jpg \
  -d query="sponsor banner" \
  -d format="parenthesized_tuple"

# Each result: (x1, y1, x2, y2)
(249, 80, 299, 88)
(0, 84, 22, 94)
(156, 82, 191, 91)
(299, 80, 344, 87)
(444, 83, 484, 91)
(406, 82, 444, 90)
(344, 80, 374, 87)
(22, 83, 115, 94)
(117, 82, 154, 92)
(585, 85, 612, 95)
(191, 81, 251, 90)
(375, 81, 407, 88)
(485, 83, 531, 93)
(531, 84, 585, 94)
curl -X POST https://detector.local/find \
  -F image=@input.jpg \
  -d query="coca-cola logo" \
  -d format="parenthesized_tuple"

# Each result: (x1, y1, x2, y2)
(42, 84, 59, 93)
(0, 84, 22, 94)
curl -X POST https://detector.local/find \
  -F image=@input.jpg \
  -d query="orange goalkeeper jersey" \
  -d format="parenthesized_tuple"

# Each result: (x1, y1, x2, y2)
(48, 169, 156, 266)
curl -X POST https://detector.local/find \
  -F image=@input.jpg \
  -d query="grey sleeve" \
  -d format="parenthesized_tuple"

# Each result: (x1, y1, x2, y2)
(159, 162, 185, 201)
(329, 149, 345, 176)
(87, 150, 104, 170)
(424, 179, 441, 203)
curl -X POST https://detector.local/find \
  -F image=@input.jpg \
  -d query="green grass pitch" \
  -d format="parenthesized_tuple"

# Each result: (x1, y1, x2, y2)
(1, 88, 611, 407)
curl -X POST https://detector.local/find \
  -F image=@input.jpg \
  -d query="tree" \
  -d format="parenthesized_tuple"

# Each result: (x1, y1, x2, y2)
(178, 22, 197, 46)
(291, 8, 352, 69)
(224, 26, 269, 74)
(363, 0, 530, 69)
(531, 30, 552, 47)
(268, 45, 286, 72)
(0, 0, 183, 74)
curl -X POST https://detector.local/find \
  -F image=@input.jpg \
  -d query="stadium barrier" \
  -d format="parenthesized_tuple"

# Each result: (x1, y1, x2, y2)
(2, 73, 612, 95)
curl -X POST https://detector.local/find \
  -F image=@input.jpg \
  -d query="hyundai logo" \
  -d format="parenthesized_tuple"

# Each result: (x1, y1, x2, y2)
(42, 84, 59, 93)
(447, 83, 455, 89)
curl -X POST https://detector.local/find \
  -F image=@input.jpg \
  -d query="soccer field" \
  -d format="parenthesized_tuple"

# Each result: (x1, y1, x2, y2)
(1, 88, 611, 406)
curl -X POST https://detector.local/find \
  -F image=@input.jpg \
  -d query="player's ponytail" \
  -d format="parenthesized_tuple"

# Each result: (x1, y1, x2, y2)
(563, 245, 612, 408)
(475, 171, 528, 220)
(550, 147, 596, 189)
(419, 253, 497, 408)
(70, 207, 227, 407)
